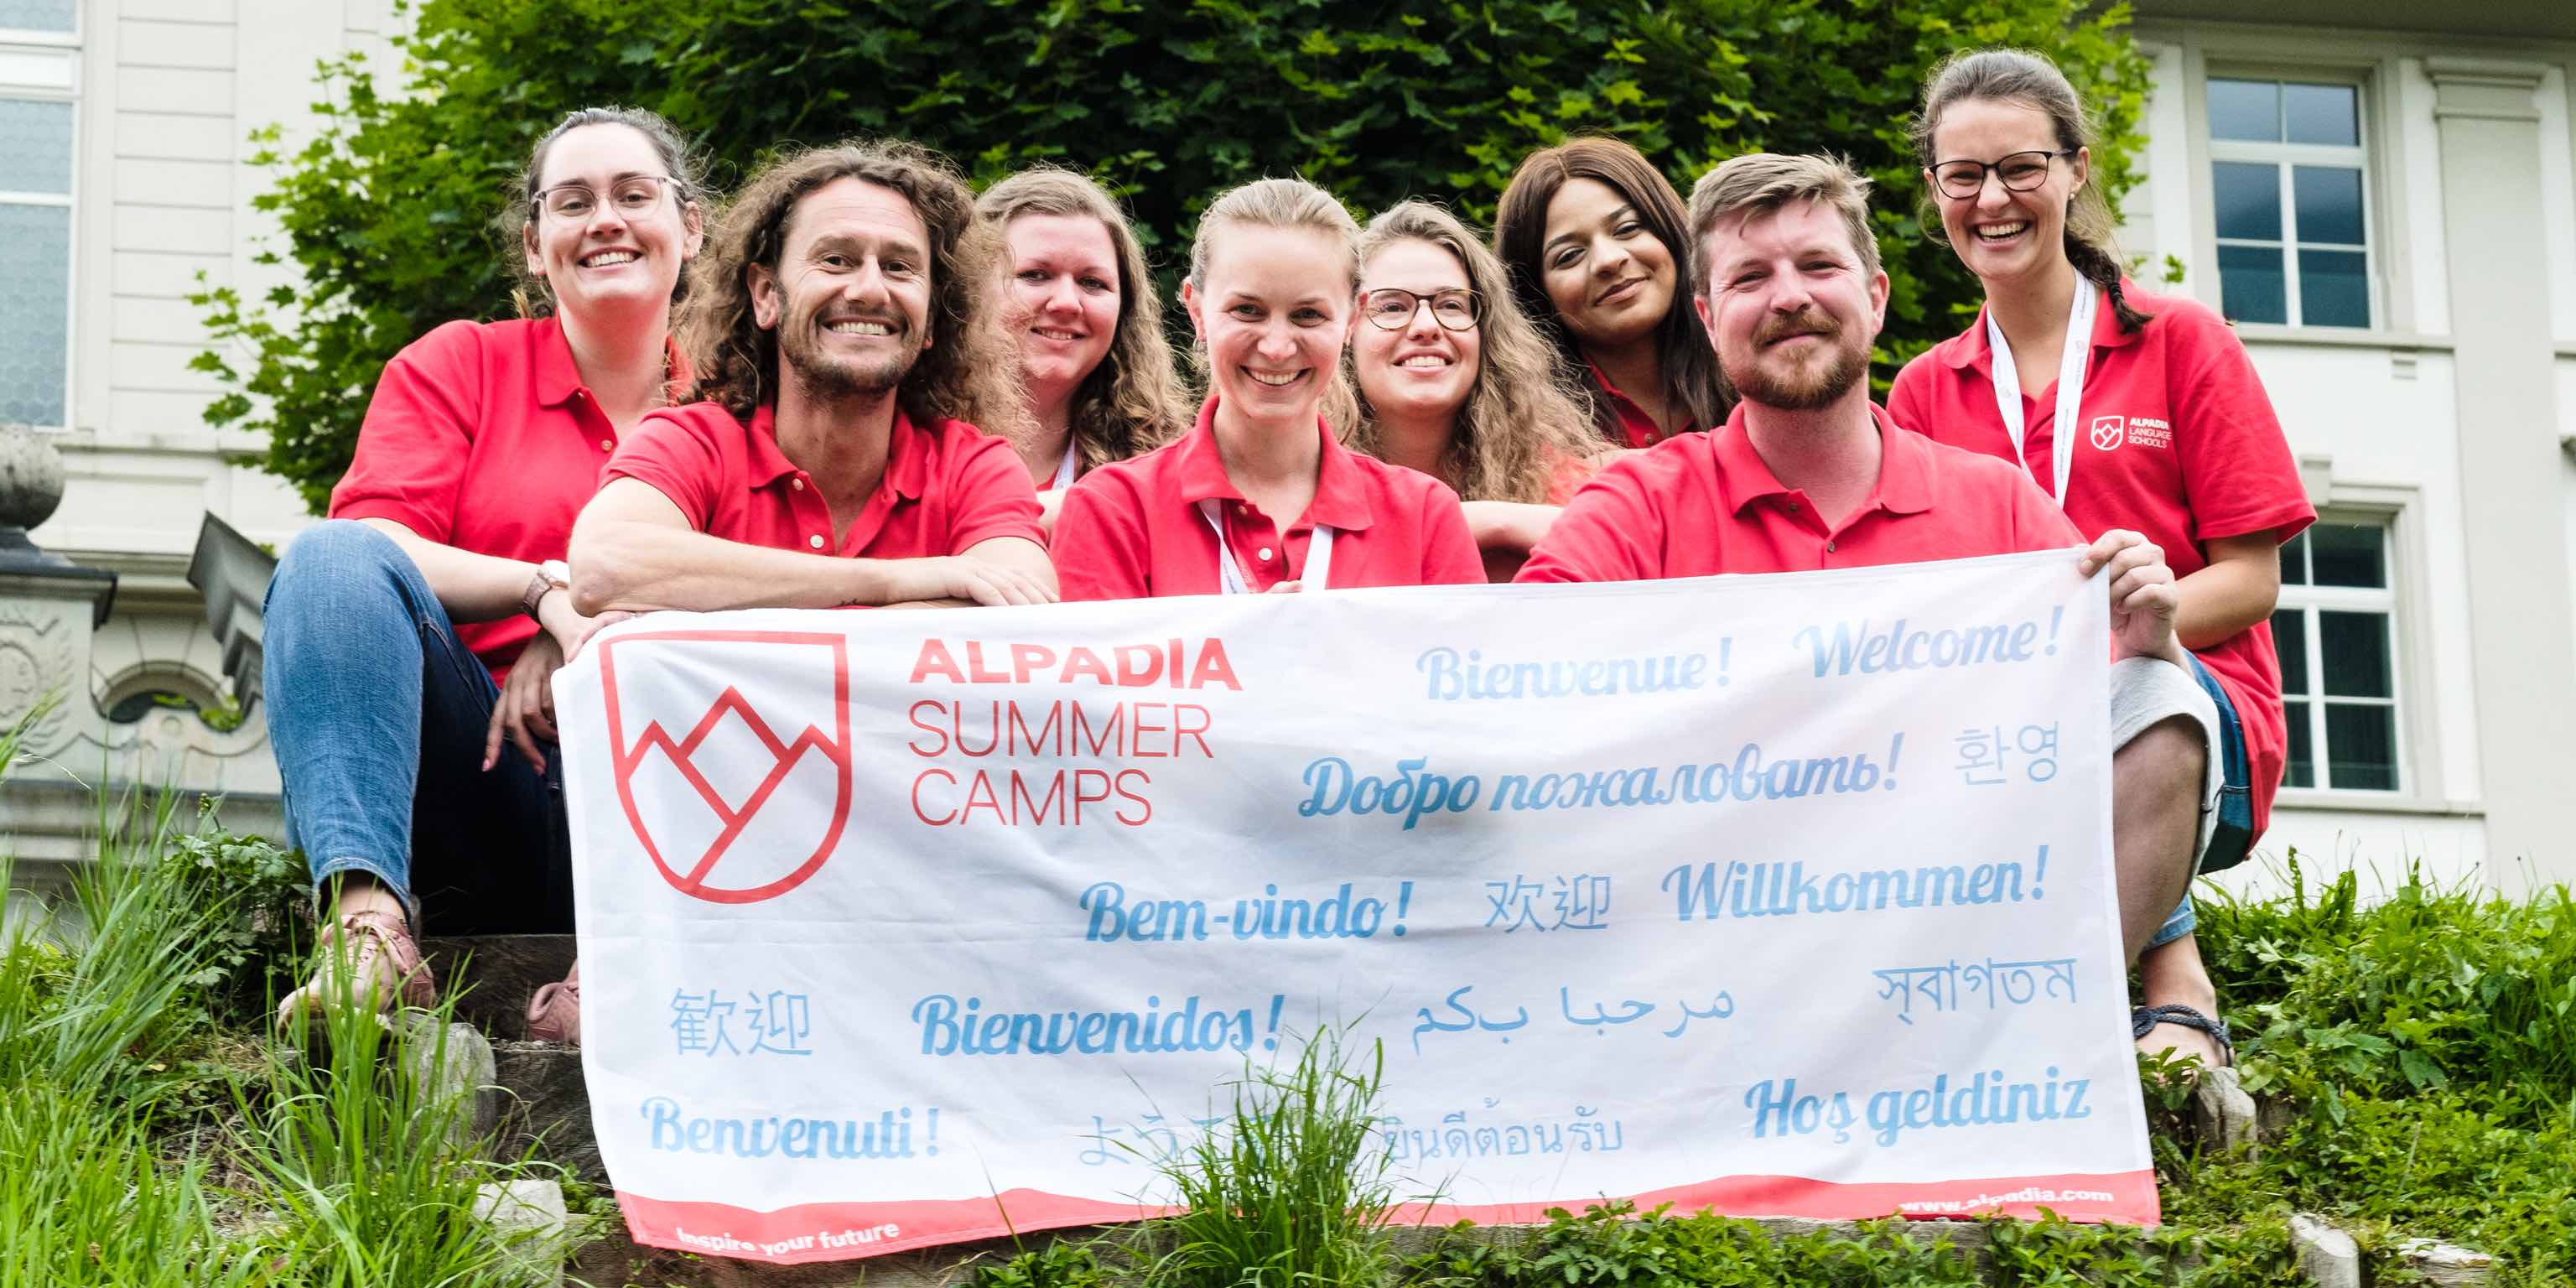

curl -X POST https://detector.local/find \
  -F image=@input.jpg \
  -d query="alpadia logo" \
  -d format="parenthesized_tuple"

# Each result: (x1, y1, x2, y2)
(2088, 414, 2127, 453)
(597, 631, 853, 904)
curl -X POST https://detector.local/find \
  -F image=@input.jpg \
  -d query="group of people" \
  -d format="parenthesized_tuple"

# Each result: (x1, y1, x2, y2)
(266, 48, 2310, 1078)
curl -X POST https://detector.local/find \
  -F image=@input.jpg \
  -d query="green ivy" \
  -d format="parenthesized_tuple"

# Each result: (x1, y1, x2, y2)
(194, 0, 2151, 512)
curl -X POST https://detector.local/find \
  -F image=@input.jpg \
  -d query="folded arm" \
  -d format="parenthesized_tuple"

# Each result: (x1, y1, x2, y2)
(569, 478, 1055, 614)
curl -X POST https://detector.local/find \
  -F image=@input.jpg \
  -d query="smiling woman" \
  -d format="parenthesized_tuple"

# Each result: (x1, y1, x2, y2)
(1494, 138, 1729, 448)
(261, 106, 708, 1041)
(1050, 178, 1483, 600)
(974, 169, 1191, 522)
(1346, 201, 1607, 580)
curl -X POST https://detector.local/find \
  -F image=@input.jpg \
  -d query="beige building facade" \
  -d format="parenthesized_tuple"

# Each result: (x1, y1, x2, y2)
(4, 1, 2572, 891)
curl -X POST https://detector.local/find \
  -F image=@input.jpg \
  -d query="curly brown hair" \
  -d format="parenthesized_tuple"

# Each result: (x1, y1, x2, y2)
(975, 168, 1192, 471)
(1493, 138, 1730, 438)
(1348, 201, 1608, 504)
(679, 140, 1025, 436)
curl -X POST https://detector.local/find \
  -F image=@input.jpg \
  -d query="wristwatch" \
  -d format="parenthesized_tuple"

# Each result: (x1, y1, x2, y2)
(522, 559, 572, 622)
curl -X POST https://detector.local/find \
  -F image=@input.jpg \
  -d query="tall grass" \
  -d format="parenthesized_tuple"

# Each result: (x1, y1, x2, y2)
(1142, 1028, 1405, 1288)
(0, 693, 569, 1286)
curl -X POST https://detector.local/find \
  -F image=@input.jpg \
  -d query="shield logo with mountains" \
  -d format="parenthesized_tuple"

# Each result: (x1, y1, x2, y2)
(598, 630, 853, 904)
(2089, 414, 2127, 453)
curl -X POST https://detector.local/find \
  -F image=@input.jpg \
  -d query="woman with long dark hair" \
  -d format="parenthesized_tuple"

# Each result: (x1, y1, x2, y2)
(1493, 138, 1728, 448)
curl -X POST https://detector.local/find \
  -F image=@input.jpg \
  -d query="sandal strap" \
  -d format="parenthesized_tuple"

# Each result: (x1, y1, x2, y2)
(2132, 1003, 2234, 1062)
(327, 908, 434, 1008)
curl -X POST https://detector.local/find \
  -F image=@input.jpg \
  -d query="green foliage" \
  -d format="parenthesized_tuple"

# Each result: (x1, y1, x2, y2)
(2154, 856, 2576, 1285)
(196, 0, 2153, 512)
(1145, 1026, 1404, 1288)
(967, 1239, 1120, 1288)
(162, 821, 312, 1028)
(1400, 1202, 2296, 1287)
(2199, 862, 2576, 1126)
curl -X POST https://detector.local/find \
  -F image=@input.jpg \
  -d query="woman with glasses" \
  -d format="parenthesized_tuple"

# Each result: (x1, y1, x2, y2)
(1346, 201, 1611, 580)
(975, 168, 1192, 532)
(1889, 49, 2314, 1070)
(263, 106, 706, 1039)
(1493, 138, 1728, 449)
(1052, 179, 1483, 599)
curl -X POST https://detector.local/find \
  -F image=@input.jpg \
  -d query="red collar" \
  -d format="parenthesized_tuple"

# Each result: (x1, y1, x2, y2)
(1708, 401, 1934, 518)
(531, 314, 690, 408)
(1940, 278, 2149, 373)
(1171, 397, 1376, 531)
(741, 402, 931, 501)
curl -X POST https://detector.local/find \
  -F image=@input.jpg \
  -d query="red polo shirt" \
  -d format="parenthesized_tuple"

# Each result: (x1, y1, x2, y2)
(330, 315, 677, 684)
(605, 402, 1044, 562)
(1888, 280, 2315, 834)
(1052, 398, 1483, 600)
(1516, 401, 2080, 583)
(1587, 362, 1696, 449)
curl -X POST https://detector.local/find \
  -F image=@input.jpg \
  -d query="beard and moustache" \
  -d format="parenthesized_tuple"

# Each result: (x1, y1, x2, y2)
(1722, 307, 1867, 412)
(778, 307, 929, 406)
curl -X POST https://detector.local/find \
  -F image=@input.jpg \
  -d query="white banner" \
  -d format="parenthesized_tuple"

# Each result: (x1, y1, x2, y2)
(555, 550, 2155, 1266)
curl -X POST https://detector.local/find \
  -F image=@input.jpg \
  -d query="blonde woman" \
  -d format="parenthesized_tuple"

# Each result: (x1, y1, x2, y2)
(1052, 178, 1482, 598)
(1348, 200, 1611, 579)
(976, 169, 1191, 528)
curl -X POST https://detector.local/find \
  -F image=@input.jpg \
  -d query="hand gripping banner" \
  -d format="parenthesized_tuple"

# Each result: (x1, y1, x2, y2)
(554, 550, 2155, 1266)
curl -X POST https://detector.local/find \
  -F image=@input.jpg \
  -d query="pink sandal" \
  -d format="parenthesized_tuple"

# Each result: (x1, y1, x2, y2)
(526, 959, 581, 1044)
(276, 908, 434, 1035)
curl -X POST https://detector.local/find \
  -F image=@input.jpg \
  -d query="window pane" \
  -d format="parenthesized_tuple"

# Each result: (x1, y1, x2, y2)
(2293, 165, 2366, 246)
(0, 0, 75, 32)
(2298, 248, 2371, 329)
(2272, 609, 2309, 694)
(2278, 530, 2310, 586)
(2210, 78, 2281, 142)
(2215, 162, 2283, 240)
(2324, 703, 2397, 790)
(2320, 610, 2392, 699)
(2284, 699, 2315, 788)
(2309, 522, 2386, 588)
(0, 100, 74, 195)
(2285, 82, 2360, 147)
(2219, 244, 2288, 325)
(0, 203, 70, 428)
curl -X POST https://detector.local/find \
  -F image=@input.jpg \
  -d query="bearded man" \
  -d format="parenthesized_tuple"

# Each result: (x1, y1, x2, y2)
(572, 140, 1055, 613)
(1519, 152, 2219, 992)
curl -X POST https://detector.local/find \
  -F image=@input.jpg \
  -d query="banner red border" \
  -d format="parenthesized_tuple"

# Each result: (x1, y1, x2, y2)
(615, 1169, 2158, 1265)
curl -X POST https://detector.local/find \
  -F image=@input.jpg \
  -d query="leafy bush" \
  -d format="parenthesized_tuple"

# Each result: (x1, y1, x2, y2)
(195, 0, 2153, 512)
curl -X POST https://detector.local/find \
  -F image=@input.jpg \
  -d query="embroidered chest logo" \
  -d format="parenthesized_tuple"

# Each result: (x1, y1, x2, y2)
(2090, 414, 2174, 453)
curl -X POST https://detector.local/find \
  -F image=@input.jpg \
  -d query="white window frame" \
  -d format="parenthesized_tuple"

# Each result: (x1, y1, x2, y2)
(0, 3, 79, 434)
(2277, 512, 2411, 793)
(2206, 71, 2379, 330)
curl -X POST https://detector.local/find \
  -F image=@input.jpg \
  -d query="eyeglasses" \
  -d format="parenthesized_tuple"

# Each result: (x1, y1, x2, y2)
(1929, 149, 2075, 200)
(535, 174, 679, 220)
(1362, 287, 1480, 332)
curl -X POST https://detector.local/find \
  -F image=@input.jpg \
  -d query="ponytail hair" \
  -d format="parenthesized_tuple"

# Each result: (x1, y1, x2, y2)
(1911, 49, 2153, 333)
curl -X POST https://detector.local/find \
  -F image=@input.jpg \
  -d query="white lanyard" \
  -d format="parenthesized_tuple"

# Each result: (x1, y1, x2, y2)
(1985, 283, 2096, 507)
(1198, 499, 1333, 595)
(1045, 440, 1078, 492)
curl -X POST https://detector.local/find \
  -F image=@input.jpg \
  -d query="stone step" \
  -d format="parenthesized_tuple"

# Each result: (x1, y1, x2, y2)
(423, 934, 578, 1042)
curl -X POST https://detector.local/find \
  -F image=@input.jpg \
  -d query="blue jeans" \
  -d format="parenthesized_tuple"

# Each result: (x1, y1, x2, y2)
(263, 520, 574, 935)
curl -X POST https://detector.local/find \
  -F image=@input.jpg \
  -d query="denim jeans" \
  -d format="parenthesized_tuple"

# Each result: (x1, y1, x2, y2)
(263, 520, 574, 935)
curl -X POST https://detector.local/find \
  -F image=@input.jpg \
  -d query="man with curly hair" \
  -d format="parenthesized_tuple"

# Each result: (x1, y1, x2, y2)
(572, 140, 1057, 613)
